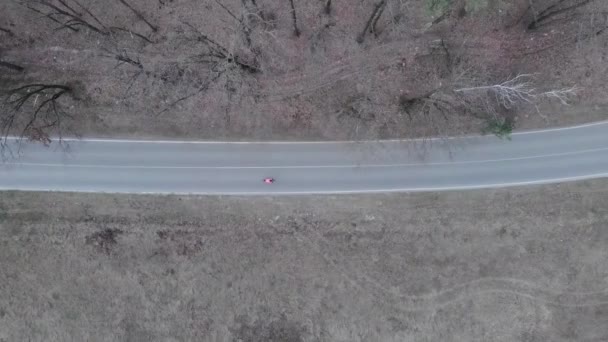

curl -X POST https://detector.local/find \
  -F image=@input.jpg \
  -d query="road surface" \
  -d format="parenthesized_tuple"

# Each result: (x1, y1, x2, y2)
(1, 121, 607, 194)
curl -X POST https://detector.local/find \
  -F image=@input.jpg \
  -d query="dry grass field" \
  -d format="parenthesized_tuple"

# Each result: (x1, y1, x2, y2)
(1, 180, 608, 341)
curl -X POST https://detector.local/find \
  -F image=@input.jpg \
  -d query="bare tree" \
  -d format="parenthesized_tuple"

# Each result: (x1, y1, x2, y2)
(116, 0, 158, 33)
(24, 0, 153, 43)
(241, 0, 260, 15)
(183, 22, 259, 74)
(103, 48, 146, 94)
(114, 50, 143, 70)
(214, 0, 253, 47)
(0, 26, 15, 36)
(154, 20, 261, 116)
(526, 0, 596, 30)
(1, 83, 74, 153)
(357, 0, 387, 43)
(0, 61, 24, 72)
(399, 72, 578, 138)
(24, 0, 108, 34)
(454, 74, 579, 110)
(288, 0, 301, 37)
(324, 0, 332, 15)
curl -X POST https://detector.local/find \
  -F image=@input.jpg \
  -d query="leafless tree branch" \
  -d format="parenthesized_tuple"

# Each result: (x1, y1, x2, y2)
(1, 83, 73, 155)
(0, 26, 15, 36)
(528, 0, 595, 30)
(24, 0, 108, 35)
(0, 61, 25, 72)
(455, 74, 578, 109)
(288, 0, 301, 37)
(357, 0, 387, 43)
(116, 0, 158, 32)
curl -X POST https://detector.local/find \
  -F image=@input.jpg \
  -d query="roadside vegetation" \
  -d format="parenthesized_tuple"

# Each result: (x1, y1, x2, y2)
(1, 0, 606, 147)
(2, 179, 608, 340)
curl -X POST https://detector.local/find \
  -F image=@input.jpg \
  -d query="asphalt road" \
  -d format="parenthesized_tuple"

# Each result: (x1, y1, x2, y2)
(1, 121, 607, 194)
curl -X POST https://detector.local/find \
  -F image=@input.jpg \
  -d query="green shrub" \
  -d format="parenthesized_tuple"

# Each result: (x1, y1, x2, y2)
(483, 118, 513, 139)
(427, 0, 451, 15)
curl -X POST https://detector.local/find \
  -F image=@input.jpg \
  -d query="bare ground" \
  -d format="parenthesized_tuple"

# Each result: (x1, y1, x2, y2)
(1, 180, 608, 341)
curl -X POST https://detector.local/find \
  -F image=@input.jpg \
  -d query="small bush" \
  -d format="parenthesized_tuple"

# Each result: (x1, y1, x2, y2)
(85, 228, 124, 254)
(483, 118, 513, 139)
(427, 0, 451, 15)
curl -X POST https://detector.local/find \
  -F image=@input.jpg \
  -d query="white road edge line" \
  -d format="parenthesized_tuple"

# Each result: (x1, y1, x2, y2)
(4, 146, 608, 169)
(4, 120, 608, 144)
(2, 173, 608, 195)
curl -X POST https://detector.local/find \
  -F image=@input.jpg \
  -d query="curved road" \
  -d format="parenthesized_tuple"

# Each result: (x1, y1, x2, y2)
(1, 121, 607, 194)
